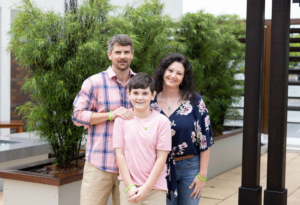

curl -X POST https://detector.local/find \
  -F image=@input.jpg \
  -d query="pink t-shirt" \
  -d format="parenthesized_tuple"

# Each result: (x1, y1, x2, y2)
(113, 109, 171, 191)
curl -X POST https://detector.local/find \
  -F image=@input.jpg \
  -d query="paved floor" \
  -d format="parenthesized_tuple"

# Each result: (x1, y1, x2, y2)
(0, 152, 299, 205)
(200, 152, 300, 205)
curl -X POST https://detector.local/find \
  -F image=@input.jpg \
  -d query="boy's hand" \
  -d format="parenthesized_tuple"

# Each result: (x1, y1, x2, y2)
(127, 185, 138, 198)
(128, 185, 150, 203)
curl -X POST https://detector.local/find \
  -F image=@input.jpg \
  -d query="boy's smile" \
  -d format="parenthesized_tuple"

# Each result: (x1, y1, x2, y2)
(128, 87, 156, 119)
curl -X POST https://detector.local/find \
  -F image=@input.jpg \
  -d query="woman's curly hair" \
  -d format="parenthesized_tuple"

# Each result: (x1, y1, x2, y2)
(153, 53, 196, 102)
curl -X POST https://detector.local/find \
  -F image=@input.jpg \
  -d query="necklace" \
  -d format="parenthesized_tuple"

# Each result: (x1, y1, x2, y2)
(162, 93, 180, 111)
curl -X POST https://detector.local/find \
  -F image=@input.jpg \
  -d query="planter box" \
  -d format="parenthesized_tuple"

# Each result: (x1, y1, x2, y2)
(0, 157, 83, 205)
(0, 134, 50, 191)
(207, 129, 268, 179)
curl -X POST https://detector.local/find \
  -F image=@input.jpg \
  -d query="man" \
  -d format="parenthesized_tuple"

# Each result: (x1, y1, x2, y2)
(72, 34, 135, 205)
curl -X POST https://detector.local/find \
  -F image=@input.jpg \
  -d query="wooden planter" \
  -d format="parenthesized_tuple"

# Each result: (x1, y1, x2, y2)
(207, 129, 268, 179)
(0, 157, 83, 205)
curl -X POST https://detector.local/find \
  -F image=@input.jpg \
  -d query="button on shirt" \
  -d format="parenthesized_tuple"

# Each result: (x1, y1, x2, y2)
(72, 66, 135, 173)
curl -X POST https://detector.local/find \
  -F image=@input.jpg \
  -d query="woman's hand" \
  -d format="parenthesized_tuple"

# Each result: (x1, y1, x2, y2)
(128, 185, 150, 203)
(189, 175, 205, 199)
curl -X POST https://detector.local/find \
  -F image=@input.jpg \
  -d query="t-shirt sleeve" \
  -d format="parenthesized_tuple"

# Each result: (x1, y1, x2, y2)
(156, 117, 172, 151)
(194, 94, 214, 151)
(113, 117, 125, 148)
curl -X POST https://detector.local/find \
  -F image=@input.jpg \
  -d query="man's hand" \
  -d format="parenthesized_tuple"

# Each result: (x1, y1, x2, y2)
(111, 107, 134, 120)
(128, 185, 150, 203)
(189, 175, 205, 199)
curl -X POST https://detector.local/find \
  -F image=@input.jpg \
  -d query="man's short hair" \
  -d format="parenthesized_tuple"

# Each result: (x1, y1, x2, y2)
(108, 34, 133, 52)
(129, 73, 155, 94)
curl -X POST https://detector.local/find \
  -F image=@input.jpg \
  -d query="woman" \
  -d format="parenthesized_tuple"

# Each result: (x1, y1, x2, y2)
(150, 53, 214, 205)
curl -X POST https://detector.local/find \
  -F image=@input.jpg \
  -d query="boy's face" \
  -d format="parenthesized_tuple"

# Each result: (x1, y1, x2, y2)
(128, 87, 156, 113)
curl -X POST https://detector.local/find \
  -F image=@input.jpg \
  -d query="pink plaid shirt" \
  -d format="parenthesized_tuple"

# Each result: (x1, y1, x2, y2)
(72, 67, 135, 173)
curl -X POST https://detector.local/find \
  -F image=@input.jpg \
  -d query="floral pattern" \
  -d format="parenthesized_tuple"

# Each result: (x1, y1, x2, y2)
(150, 94, 214, 199)
(205, 115, 210, 131)
(150, 102, 161, 112)
(198, 99, 208, 115)
(176, 100, 193, 115)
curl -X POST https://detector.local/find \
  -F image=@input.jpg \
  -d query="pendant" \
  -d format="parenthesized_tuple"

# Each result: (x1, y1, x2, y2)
(168, 107, 172, 111)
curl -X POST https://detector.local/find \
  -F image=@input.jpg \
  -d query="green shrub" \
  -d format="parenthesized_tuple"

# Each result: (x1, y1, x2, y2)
(176, 11, 245, 131)
(9, 0, 245, 169)
(117, 0, 178, 74)
(9, 0, 118, 168)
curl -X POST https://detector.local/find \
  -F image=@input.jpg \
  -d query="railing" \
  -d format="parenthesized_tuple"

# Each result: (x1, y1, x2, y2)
(227, 19, 300, 130)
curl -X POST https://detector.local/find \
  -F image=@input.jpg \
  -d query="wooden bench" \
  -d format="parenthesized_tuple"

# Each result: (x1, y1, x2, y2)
(0, 121, 24, 133)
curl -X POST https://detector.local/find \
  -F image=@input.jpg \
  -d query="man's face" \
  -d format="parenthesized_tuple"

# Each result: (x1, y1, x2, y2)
(107, 44, 134, 71)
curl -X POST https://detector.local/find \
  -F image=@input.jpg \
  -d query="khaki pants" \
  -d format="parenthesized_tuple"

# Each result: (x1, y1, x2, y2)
(119, 181, 166, 205)
(80, 161, 120, 205)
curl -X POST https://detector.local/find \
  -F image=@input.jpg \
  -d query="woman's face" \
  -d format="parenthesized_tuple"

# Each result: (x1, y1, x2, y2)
(163, 61, 185, 89)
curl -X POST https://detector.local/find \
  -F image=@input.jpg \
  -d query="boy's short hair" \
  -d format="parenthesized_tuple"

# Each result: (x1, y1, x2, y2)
(129, 73, 155, 94)
(108, 34, 133, 52)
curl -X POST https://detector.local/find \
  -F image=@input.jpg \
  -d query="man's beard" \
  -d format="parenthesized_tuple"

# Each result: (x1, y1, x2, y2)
(116, 61, 129, 71)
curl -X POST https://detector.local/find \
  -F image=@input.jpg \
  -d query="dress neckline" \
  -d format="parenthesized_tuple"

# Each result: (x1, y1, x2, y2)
(154, 94, 184, 118)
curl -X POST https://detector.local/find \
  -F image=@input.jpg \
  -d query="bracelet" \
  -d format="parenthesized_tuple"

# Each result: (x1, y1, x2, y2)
(109, 111, 113, 121)
(126, 184, 135, 193)
(197, 173, 207, 182)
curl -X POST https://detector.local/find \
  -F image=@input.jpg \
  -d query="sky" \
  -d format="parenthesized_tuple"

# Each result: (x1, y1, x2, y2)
(183, 0, 300, 20)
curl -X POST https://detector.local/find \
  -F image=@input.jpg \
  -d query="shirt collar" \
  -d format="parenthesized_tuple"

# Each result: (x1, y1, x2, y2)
(107, 66, 136, 79)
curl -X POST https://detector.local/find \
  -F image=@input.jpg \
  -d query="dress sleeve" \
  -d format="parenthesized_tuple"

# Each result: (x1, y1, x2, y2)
(194, 94, 214, 151)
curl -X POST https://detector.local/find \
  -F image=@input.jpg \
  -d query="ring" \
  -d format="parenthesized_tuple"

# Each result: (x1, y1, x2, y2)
(200, 189, 204, 191)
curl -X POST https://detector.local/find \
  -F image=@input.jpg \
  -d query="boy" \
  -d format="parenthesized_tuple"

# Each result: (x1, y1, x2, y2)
(113, 73, 171, 205)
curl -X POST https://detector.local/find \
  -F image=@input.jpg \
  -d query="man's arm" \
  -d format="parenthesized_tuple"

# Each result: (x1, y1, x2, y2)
(129, 150, 169, 202)
(72, 79, 95, 129)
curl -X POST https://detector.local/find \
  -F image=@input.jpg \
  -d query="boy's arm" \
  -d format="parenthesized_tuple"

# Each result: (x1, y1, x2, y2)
(115, 148, 137, 197)
(129, 150, 169, 202)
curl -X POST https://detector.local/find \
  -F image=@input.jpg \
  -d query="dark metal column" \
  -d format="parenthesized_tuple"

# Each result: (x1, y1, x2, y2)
(264, 0, 290, 204)
(238, 0, 265, 204)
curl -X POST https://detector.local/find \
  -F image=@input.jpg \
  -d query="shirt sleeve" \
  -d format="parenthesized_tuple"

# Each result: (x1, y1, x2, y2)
(156, 117, 172, 151)
(72, 78, 95, 129)
(194, 94, 214, 151)
(113, 117, 125, 148)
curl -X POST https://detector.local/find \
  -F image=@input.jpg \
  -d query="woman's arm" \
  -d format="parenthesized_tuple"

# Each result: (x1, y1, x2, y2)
(129, 150, 169, 202)
(199, 147, 210, 178)
(189, 147, 211, 199)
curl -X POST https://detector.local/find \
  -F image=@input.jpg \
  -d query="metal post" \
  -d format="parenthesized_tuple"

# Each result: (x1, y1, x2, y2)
(264, 0, 290, 204)
(238, 0, 265, 204)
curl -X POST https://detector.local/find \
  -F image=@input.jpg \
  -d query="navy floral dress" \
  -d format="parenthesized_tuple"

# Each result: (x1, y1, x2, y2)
(150, 93, 214, 198)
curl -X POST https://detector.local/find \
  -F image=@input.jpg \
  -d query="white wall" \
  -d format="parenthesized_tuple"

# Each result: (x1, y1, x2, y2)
(0, 8, 11, 136)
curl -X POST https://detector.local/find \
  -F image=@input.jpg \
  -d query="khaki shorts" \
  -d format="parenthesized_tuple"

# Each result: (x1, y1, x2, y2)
(80, 161, 120, 205)
(119, 181, 166, 205)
